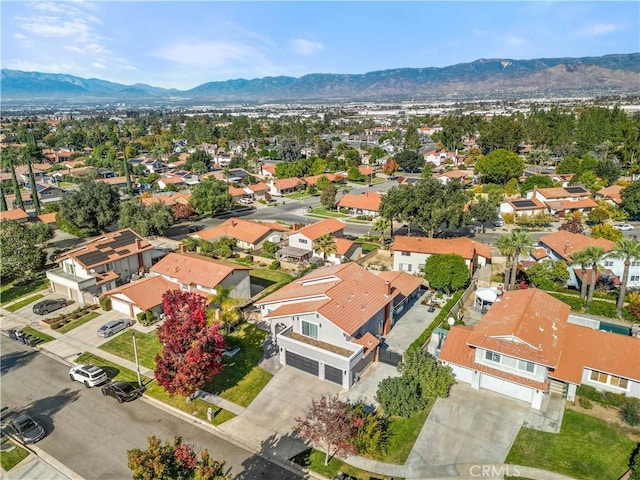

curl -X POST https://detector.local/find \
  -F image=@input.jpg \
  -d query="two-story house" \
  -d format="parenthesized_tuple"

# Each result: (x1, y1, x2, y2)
(392, 236, 491, 274)
(193, 217, 289, 251)
(281, 218, 359, 264)
(268, 177, 306, 196)
(527, 185, 598, 216)
(337, 192, 382, 218)
(439, 289, 640, 410)
(255, 263, 423, 387)
(46, 229, 154, 304)
(532, 231, 638, 289)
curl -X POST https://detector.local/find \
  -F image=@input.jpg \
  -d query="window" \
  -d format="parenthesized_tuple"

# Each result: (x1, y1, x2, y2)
(604, 261, 614, 267)
(299, 238, 308, 244)
(65, 263, 76, 276)
(631, 275, 640, 282)
(631, 261, 640, 267)
(518, 359, 535, 373)
(485, 351, 500, 363)
(399, 263, 412, 272)
(590, 369, 629, 389)
(301, 320, 318, 339)
(401, 251, 410, 256)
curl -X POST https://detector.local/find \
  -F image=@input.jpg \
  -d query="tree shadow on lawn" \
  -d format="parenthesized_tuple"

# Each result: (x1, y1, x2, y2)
(235, 432, 304, 480)
(202, 324, 267, 396)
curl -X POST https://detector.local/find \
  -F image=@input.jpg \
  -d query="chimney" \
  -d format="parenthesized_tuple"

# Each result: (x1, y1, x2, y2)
(385, 280, 391, 296)
(136, 239, 142, 250)
(180, 245, 187, 254)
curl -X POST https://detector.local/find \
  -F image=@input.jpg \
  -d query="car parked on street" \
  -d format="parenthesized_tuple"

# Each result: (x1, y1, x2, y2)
(101, 381, 139, 403)
(97, 319, 132, 337)
(9, 414, 46, 444)
(69, 364, 108, 387)
(32, 298, 68, 315)
(613, 223, 634, 231)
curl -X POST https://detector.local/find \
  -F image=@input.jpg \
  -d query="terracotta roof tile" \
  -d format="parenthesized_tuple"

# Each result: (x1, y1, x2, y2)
(393, 236, 480, 260)
(334, 237, 355, 255)
(59, 229, 152, 268)
(337, 192, 382, 212)
(247, 182, 269, 193)
(596, 185, 623, 205)
(531, 248, 549, 260)
(538, 231, 614, 261)
(104, 275, 201, 311)
(0, 208, 29, 222)
(296, 218, 346, 241)
(37, 212, 57, 224)
(150, 252, 248, 291)
(545, 198, 598, 211)
(274, 177, 306, 190)
(196, 218, 280, 244)
(351, 332, 381, 353)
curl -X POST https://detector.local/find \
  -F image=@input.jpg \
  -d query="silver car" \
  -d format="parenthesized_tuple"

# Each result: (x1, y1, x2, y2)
(97, 319, 132, 337)
(9, 414, 46, 444)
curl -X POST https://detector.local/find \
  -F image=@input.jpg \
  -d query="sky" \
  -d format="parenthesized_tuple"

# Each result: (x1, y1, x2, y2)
(2, 1, 638, 90)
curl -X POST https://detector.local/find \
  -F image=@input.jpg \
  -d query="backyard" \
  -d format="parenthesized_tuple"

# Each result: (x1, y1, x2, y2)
(250, 268, 294, 299)
(506, 409, 637, 480)
(0, 275, 49, 306)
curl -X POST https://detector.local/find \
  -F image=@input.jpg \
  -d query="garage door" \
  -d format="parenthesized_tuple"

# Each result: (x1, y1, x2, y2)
(285, 351, 319, 376)
(324, 365, 343, 385)
(480, 374, 533, 403)
(450, 364, 473, 384)
(110, 297, 132, 317)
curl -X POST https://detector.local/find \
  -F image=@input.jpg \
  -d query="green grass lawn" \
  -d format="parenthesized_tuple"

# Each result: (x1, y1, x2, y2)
(20, 326, 55, 343)
(0, 275, 49, 305)
(506, 409, 636, 480)
(99, 330, 161, 370)
(286, 192, 311, 200)
(57, 311, 101, 334)
(75, 352, 234, 425)
(251, 269, 294, 299)
(308, 207, 349, 218)
(291, 449, 400, 480)
(374, 406, 432, 464)
(5, 294, 45, 312)
(0, 441, 30, 471)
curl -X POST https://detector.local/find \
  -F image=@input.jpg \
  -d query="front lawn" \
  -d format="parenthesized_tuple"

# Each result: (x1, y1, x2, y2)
(291, 449, 398, 480)
(0, 441, 29, 471)
(99, 330, 161, 370)
(308, 207, 349, 218)
(506, 409, 636, 480)
(20, 326, 55, 343)
(75, 352, 233, 425)
(0, 275, 49, 306)
(376, 406, 432, 464)
(57, 311, 101, 334)
(5, 294, 45, 312)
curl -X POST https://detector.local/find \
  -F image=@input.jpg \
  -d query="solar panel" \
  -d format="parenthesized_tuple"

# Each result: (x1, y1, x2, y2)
(77, 250, 109, 265)
(565, 186, 587, 194)
(512, 199, 537, 208)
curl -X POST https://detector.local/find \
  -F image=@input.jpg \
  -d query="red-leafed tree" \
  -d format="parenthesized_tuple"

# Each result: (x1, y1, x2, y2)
(382, 158, 400, 176)
(295, 395, 358, 466)
(154, 290, 225, 397)
(172, 203, 195, 220)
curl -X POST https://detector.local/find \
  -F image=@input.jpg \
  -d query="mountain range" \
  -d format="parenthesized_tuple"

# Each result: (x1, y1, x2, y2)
(2, 53, 639, 105)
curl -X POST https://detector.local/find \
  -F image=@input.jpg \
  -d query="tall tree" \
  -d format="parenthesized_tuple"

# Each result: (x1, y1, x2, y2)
(209, 285, 243, 335)
(0, 221, 48, 281)
(497, 234, 515, 288)
(26, 159, 42, 215)
(154, 290, 226, 397)
(0, 183, 7, 211)
(470, 198, 498, 233)
(123, 156, 134, 197)
(191, 179, 234, 217)
(423, 254, 470, 293)
(583, 246, 607, 302)
(372, 217, 391, 247)
(607, 239, 640, 316)
(313, 233, 337, 261)
(58, 180, 120, 236)
(8, 156, 24, 211)
(403, 123, 421, 151)
(621, 181, 640, 218)
(475, 149, 524, 185)
(570, 250, 591, 300)
(119, 201, 174, 237)
(127, 436, 231, 480)
(320, 183, 337, 209)
(295, 395, 358, 466)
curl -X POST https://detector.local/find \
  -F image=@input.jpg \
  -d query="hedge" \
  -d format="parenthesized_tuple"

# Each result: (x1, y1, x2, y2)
(408, 290, 464, 352)
(548, 293, 618, 318)
(576, 384, 627, 408)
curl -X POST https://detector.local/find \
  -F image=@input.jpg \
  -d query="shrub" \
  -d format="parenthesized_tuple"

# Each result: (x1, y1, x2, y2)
(348, 402, 388, 456)
(408, 290, 464, 352)
(268, 260, 280, 270)
(136, 310, 157, 326)
(620, 399, 640, 426)
(576, 384, 626, 407)
(376, 376, 427, 417)
(502, 212, 515, 225)
(100, 296, 112, 311)
(577, 397, 593, 409)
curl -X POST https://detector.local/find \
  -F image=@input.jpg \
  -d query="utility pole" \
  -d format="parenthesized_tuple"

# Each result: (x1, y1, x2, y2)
(132, 329, 142, 388)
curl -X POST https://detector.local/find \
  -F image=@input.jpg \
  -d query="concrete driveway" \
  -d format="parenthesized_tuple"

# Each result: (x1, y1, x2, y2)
(216, 365, 342, 459)
(406, 383, 531, 477)
(11, 291, 81, 325)
(384, 293, 438, 353)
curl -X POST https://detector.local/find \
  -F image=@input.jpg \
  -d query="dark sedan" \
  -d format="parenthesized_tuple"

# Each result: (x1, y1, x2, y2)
(9, 414, 46, 444)
(32, 298, 68, 315)
(101, 381, 140, 403)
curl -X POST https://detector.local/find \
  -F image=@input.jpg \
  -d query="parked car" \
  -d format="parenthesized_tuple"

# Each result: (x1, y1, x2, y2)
(32, 298, 67, 315)
(492, 217, 504, 227)
(9, 414, 46, 444)
(101, 381, 139, 403)
(239, 197, 253, 204)
(97, 319, 132, 337)
(613, 223, 634, 231)
(69, 364, 108, 387)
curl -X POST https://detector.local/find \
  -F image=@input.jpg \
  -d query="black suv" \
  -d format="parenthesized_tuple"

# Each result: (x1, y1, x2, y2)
(101, 381, 140, 403)
(32, 298, 68, 315)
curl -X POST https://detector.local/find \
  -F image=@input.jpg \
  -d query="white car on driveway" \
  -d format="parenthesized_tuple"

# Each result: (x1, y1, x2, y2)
(69, 364, 108, 387)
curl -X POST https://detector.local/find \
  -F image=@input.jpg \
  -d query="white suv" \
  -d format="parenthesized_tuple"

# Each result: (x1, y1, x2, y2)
(69, 364, 108, 387)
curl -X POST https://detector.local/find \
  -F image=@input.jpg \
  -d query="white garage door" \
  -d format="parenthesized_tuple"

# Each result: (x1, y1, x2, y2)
(450, 364, 474, 384)
(110, 297, 132, 317)
(480, 373, 533, 403)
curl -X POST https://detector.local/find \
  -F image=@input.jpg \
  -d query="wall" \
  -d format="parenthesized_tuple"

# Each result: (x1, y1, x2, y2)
(289, 232, 313, 251)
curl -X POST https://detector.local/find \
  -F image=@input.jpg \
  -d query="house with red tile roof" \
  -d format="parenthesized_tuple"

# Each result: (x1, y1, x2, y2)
(438, 289, 640, 410)
(531, 231, 638, 289)
(268, 177, 306, 196)
(527, 185, 598, 215)
(0, 208, 30, 223)
(337, 192, 382, 217)
(596, 184, 624, 206)
(281, 218, 359, 264)
(499, 196, 547, 217)
(392, 236, 491, 274)
(259, 163, 276, 177)
(193, 217, 288, 251)
(255, 262, 423, 387)
(46, 229, 155, 304)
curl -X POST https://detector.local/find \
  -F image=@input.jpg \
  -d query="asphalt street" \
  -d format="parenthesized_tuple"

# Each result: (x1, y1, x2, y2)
(0, 336, 301, 480)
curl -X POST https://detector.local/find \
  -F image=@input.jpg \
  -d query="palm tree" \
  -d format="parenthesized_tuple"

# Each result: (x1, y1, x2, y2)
(210, 286, 242, 335)
(607, 239, 640, 316)
(507, 230, 533, 291)
(372, 217, 391, 248)
(313, 233, 337, 261)
(497, 234, 515, 289)
(583, 246, 606, 302)
(570, 249, 591, 300)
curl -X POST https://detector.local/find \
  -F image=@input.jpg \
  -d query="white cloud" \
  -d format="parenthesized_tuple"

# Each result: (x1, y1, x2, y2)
(154, 40, 267, 69)
(506, 36, 525, 47)
(92, 62, 106, 69)
(575, 22, 626, 38)
(14, 33, 27, 40)
(289, 38, 324, 56)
